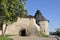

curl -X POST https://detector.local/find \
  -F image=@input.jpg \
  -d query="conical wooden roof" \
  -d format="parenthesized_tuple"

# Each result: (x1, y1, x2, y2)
(34, 10, 47, 21)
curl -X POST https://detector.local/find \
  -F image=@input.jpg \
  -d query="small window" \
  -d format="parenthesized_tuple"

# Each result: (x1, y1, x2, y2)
(44, 30, 45, 32)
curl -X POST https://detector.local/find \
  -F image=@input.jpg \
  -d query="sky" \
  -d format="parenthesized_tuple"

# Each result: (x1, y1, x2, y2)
(25, 0, 60, 32)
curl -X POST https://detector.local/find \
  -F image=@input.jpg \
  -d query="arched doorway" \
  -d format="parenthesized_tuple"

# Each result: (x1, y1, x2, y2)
(21, 29, 26, 36)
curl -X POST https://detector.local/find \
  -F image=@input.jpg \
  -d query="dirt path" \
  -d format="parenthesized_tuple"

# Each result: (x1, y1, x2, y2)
(9, 36, 58, 40)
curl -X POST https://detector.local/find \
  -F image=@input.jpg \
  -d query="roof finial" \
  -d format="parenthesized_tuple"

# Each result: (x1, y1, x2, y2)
(36, 9, 41, 14)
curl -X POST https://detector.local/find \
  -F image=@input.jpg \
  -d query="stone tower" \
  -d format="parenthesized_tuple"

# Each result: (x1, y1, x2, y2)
(34, 10, 49, 35)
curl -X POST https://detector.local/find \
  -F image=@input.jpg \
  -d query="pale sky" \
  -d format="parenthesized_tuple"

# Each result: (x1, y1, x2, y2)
(25, 0, 60, 32)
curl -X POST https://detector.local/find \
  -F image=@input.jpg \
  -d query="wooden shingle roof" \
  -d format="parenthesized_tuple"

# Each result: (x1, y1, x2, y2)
(34, 10, 48, 21)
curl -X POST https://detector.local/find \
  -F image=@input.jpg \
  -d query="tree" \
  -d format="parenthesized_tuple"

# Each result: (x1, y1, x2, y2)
(55, 28, 60, 36)
(0, 0, 27, 37)
(18, 0, 28, 17)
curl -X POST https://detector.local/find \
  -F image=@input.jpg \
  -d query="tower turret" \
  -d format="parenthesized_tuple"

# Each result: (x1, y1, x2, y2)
(34, 9, 49, 35)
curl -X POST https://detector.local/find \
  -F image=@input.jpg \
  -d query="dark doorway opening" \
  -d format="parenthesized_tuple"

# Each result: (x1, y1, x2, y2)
(21, 29, 26, 36)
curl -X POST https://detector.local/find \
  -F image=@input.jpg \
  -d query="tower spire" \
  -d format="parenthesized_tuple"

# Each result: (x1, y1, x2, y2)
(34, 9, 47, 21)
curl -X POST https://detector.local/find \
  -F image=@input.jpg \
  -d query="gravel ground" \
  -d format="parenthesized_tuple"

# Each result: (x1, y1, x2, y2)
(9, 36, 58, 40)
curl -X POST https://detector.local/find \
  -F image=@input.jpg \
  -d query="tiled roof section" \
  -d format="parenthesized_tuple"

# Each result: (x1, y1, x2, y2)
(27, 15, 34, 18)
(34, 10, 47, 21)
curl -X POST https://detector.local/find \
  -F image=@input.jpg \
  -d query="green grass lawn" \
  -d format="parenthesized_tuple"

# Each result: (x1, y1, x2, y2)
(0, 34, 14, 40)
(40, 31, 48, 37)
(0, 37, 13, 40)
(0, 34, 15, 37)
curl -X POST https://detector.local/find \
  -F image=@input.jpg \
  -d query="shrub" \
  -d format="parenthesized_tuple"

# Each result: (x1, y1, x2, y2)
(40, 31, 48, 37)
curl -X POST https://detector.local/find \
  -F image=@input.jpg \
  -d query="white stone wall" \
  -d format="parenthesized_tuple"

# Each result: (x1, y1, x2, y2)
(39, 21, 49, 35)
(0, 31, 2, 35)
(0, 17, 49, 36)
(5, 18, 39, 36)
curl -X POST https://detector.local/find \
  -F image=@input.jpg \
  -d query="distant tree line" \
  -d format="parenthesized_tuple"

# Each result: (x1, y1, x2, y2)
(55, 28, 60, 36)
(50, 28, 60, 36)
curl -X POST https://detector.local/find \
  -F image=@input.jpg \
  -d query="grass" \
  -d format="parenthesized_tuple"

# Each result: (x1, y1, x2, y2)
(0, 37, 13, 40)
(0, 34, 14, 40)
(0, 34, 15, 37)
(40, 33, 48, 37)
(40, 31, 48, 37)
